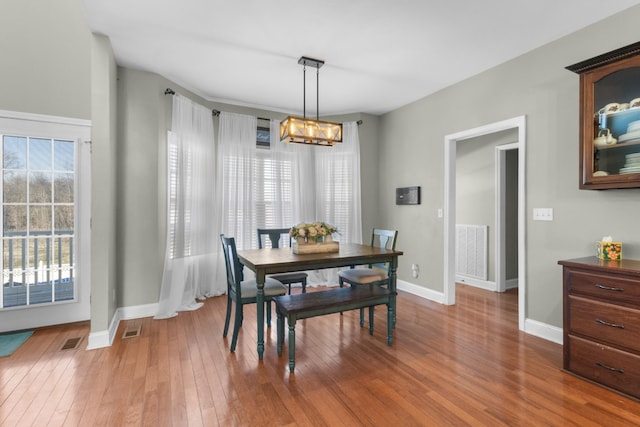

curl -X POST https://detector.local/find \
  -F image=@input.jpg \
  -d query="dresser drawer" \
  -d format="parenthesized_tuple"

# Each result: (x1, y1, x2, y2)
(569, 296, 640, 353)
(567, 335, 640, 399)
(568, 270, 640, 305)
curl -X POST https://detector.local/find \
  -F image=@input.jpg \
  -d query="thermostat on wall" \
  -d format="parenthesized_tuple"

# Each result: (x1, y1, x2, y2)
(396, 186, 421, 205)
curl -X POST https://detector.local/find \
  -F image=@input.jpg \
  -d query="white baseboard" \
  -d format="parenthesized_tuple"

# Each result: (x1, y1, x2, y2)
(505, 278, 519, 290)
(397, 279, 445, 304)
(86, 302, 158, 350)
(524, 318, 563, 345)
(87, 308, 120, 350)
(455, 275, 496, 291)
(119, 302, 159, 320)
(86, 329, 111, 350)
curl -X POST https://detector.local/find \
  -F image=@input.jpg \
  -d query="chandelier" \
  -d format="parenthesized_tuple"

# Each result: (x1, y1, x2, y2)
(280, 56, 343, 146)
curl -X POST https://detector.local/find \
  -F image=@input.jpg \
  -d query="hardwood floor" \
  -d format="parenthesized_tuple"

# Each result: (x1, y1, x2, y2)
(2, 284, 639, 426)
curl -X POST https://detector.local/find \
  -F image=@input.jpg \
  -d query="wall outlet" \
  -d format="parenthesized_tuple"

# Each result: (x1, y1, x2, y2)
(411, 263, 419, 278)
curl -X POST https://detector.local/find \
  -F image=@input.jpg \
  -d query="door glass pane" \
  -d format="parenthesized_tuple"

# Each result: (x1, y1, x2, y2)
(3, 136, 26, 169)
(29, 138, 51, 171)
(54, 140, 74, 171)
(54, 205, 73, 230)
(29, 171, 52, 203)
(2, 237, 26, 307)
(29, 205, 51, 232)
(3, 205, 27, 232)
(27, 237, 52, 305)
(4, 170, 27, 203)
(54, 172, 73, 203)
(53, 236, 73, 302)
(2, 135, 76, 308)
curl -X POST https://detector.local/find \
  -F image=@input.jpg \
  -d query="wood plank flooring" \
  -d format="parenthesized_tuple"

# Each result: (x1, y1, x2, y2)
(1, 284, 639, 426)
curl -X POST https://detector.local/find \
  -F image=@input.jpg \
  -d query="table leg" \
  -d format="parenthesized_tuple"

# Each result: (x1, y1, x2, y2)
(389, 257, 398, 328)
(256, 271, 265, 360)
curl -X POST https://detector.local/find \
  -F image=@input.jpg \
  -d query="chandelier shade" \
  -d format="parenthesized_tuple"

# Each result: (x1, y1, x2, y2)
(280, 56, 343, 146)
(280, 116, 343, 146)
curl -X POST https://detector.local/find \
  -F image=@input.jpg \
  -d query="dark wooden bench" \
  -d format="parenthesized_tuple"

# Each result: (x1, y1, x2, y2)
(273, 286, 395, 372)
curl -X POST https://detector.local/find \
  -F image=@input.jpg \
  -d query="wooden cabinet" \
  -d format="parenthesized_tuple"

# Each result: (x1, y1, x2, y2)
(567, 42, 640, 189)
(559, 257, 640, 400)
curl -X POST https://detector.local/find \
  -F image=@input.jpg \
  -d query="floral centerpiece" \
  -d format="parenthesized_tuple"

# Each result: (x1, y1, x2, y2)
(289, 221, 337, 242)
(289, 222, 339, 254)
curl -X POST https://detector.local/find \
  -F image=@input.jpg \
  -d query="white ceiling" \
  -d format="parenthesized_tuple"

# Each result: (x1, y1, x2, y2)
(83, 0, 640, 116)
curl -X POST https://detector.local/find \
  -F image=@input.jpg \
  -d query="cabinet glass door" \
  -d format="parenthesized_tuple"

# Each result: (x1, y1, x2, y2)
(592, 67, 640, 179)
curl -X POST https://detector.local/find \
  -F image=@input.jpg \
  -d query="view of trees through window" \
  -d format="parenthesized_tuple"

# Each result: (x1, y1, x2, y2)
(2, 135, 75, 308)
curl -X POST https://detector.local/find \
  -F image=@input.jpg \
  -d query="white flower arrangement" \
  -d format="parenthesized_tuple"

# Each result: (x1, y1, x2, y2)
(289, 221, 337, 242)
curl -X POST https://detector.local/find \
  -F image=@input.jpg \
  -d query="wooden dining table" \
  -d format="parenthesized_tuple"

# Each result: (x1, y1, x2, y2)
(236, 243, 403, 360)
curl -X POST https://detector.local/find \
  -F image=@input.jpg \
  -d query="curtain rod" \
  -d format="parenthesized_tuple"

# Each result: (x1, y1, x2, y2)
(212, 109, 268, 121)
(166, 89, 363, 125)
(165, 88, 220, 117)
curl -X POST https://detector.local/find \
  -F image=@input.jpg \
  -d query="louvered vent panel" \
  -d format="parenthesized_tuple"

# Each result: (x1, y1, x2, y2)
(455, 224, 488, 281)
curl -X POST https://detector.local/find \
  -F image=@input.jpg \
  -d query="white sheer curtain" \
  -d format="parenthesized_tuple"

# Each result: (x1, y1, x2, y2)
(307, 121, 363, 285)
(155, 94, 221, 319)
(314, 122, 362, 244)
(217, 112, 259, 250)
(269, 120, 315, 224)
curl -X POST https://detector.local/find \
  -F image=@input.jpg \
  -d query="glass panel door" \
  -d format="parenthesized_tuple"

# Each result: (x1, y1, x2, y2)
(2, 135, 76, 308)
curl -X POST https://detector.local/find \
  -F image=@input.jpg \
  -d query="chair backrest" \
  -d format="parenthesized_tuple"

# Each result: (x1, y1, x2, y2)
(370, 229, 398, 269)
(371, 228, 398, 250)
(220, 234, 244, 298)
(257, 228, 292, 249)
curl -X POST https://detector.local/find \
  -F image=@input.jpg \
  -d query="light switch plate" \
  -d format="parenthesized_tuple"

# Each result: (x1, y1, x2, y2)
(533, 208, 553, 221)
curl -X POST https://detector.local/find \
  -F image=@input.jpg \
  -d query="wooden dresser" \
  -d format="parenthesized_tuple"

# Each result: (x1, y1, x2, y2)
(559, 257, 640, 400)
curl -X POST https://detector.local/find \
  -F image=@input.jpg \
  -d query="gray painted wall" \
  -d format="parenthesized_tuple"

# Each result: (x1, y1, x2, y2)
(90, 34, 118, 333)
(116, 68, 167, 308)
(0, 0, 90, 118)
(379, 7, 640, 328)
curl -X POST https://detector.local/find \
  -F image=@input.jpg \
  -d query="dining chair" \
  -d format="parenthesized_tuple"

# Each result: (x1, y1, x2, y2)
(220, 234, 287, 352)
(257, 228, 308, 294)
(338, 229, 398, 326)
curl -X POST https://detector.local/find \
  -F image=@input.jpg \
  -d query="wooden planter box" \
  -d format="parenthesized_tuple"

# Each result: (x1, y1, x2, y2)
(292, 237, 339, 254)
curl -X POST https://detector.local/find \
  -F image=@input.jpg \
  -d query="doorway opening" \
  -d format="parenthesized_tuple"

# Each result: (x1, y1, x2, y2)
(444, 116, 526, 331)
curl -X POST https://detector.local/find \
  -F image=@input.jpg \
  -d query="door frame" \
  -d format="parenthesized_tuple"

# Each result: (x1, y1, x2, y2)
(0, 110, 91, 332)
(496, 142, 519, 293)
(444, 116, 526, 331)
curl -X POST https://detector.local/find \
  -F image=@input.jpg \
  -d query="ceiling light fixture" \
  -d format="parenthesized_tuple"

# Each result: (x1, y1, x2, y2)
(280, 56, 343, 146)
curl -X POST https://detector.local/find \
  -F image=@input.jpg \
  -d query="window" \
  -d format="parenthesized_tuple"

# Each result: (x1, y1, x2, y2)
(221, 148, 295, 249)
(255, 150, 294, 228)
(218, 114, 361, 253)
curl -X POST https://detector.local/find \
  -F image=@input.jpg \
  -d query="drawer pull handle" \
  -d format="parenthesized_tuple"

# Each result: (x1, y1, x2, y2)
(595, 284, 624, 292)
(596, 361, 624, 374)
(595, 318, 625, 329)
